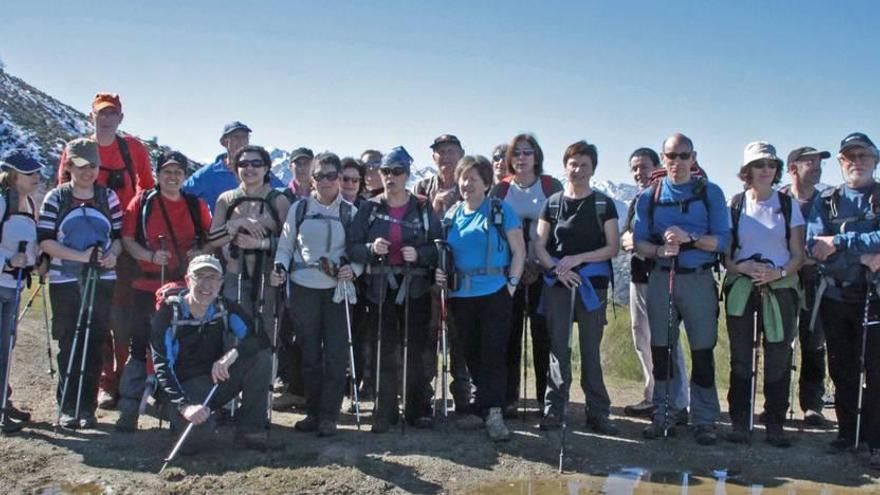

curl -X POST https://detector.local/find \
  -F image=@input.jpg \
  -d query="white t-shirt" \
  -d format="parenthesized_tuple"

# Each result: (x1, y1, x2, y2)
(505, 179, 550, 243)
(730, 191, 804, 268)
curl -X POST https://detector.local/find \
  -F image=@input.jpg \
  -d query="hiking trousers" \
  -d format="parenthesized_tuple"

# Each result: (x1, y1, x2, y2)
(506, 278, 549, 408)
(725, 287, 797, 427)
(647, 268, 721, 427)
(797, 265, 826, 413)
(117, 289, 156, 415)
(0, 286, 19, 404)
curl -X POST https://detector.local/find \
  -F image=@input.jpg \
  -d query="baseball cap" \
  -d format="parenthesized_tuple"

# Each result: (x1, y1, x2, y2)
(787, 146, 830, 165)
(839, 132, 877, 153)
(220, 121, 252, 140)
(290, 147, 314, 162)
(742, 141, 782, 168)
(382, 146, 414, 172)
(92, 93, 122, 113)
(430, 134, 462, 150)
(157, 151, 189, 172)
(65, 138, 101, 168)
(187, 254, 223, 277)
(0, 153, 43, 174)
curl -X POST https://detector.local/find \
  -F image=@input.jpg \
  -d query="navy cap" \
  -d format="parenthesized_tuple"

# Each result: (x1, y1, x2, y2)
(290, 147, 314, 162)
(787, 146, 830, 164)
(0, 153, 43, 174)
(430, 134, 462, 150)
(220, 121, 252, 140)
(382, 146, 413, 172)
(839, 132, 877, 153)
(157, 150, 189, 172)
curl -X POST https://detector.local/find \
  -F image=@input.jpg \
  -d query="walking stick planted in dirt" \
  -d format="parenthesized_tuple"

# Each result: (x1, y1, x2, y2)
(159, 383, 219, 474)
(342, 279, 361, 430)
(434, 239, 450, 421)
(15, 279, 39, 324)
(749, 287, 762, 433)
(855, 274, 875, 450)
(521, 289, 530, 420)
(73, 245, 101, 423)
(558, 285, 577, 474)
(374, 256, 386, 416)
(663, 256, 677, 438)
(267, 264, 284, 426)
(40, 277, 54, 377)
(56, 265, 94, 427)
(401, 261, 412, 435)
(1, 242, 28, 425)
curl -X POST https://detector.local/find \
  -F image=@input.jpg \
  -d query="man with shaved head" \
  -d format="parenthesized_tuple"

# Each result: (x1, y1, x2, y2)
(633, 133, 730, 445)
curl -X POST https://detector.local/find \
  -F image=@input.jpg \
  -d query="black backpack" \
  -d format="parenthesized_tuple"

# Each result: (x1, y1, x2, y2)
(224, 188, 286, 228)
(55, 183, 113, 231)
(134, 188, 206, 249)
(820, 182, 880, 230)
(293, 198, 354, 232)
(729, 190, 793, 257)
(0, 187, 36, 245)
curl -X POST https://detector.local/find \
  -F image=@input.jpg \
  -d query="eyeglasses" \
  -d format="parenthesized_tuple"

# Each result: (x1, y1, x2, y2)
(664, 152, 692, 161)
(74, 163, 99, 170)
(512, 150, 535, 158)
(843, 152, 878, 163)
(492, 155, 505, 162)
(312, 171, 339, 182)
(342, 176, 361, 184)
(751, 161, 779, 170)
(192, 274, 222, 285)
(365, 160, 382, 168)
(380, 167, 407, 177)
(237, 159, 266, 169)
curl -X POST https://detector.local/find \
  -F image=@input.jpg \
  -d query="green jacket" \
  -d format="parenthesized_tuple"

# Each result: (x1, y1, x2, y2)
(724, 272, 801, 343)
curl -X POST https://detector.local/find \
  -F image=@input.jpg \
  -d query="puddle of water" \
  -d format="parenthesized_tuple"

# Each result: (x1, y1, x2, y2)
(40, 481, 106, 495)
(461, 467, 866, 494)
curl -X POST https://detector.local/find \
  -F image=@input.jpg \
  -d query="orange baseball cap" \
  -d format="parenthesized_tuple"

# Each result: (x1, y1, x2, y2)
(92, 93, 122, 113)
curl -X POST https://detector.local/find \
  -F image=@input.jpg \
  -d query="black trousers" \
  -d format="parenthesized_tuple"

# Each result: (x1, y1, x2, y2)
(820, 297, 880, 448)
(450, 288, 512, 414)
(371, 289, 431, 422)
(52, 279, 114, 415)
(725, 287, 797, 427)
(797, 267, 826, 412)
(505, 278, 549, 407)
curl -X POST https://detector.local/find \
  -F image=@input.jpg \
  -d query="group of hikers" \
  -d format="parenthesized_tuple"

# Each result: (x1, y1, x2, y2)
(0, 92, 878, 471)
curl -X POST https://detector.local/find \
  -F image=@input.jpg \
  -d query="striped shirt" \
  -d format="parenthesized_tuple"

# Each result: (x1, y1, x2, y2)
(37, 186, 123, 284)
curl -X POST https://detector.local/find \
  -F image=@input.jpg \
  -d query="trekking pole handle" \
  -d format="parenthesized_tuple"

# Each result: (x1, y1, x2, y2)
(89, 242, 102, 266)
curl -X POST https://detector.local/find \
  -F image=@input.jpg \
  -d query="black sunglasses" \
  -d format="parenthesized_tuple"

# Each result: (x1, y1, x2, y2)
(342, 176, 361, 183)
(380, 167, 408, 177)
(237, 159, 266, 169)
(664, 152, 692, 161)
(751, 161, 779, 170)
(492, 154, 505, 161)
(312, 171, 340, 182)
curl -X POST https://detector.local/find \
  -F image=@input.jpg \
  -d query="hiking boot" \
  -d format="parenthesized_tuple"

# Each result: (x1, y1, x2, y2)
(410, 416, 433, 429)
(371, 417, 390, 434)
(803, 409, 829, 427)
(317, 420, 337, 437)
(4, 403, 31, 422)
(829, 436, 853, 452)
(272, 392, 306, 411)
(724, 421, 752, 444)
(502, 403, 518, 419)
(693, 424, 718, 446)
(294, 415, 319, 433)
(623, 400, 656, 418)
(455, 414, 484, 431)
(870, 449, 880, 470)
(58, 413, 78, 430)
(358, 383, 374, 401)
(485, 408, 511, 442)
(79, 412, 97, 429)
(586, 415, 619, 436)
(1, 417, 25, 434)
(234, 430, 284, 452)
(97, 390, 117, 410)
(674, 408, 690, 426)
(757, 410, 767, 425)
(114, 412, 139, 433)
(642, 421, 675, 439)
(765, 423, 791, 448)
(539, 413, 563, 431)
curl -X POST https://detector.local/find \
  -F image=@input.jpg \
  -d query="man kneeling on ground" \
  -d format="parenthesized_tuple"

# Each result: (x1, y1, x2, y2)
(150, 254, 280, 453)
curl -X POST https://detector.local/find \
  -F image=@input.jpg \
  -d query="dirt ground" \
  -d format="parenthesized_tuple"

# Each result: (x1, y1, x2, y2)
(1, 305, 879, 494)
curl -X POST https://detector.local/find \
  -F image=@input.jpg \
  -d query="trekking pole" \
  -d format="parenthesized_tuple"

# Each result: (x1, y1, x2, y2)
(434, 239, 450, 421)
(159, 383, 219, 474)
(15, 280, 40, 324)
(40, 276, 55, 377)
(73, 244, 101, 423)
(559, 285, 577, 474)
(158, 235, 166, 286)
(374, 256, 386, 416)
(662, 256, 677, 438)
(342, 279, 361, 430)
(787, 336, 797, 422)
(1, 241, 28, 425)
(56, 265, 95, 427)
(749, 287, 762, 433)
(855, 274, 873, 450)
(521, 289, 530, 420)
(267, 264, 284, 426)
(401, 261, 412, 435)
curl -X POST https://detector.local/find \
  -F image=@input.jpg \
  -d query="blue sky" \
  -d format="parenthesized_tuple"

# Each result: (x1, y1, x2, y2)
(4, 0, 878, 193)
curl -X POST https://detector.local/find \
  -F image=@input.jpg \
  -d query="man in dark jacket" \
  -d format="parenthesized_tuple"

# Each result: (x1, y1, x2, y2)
(150, 255, 278, 452)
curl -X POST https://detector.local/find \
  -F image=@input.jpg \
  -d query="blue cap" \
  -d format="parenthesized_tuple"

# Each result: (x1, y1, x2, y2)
(382, 146, 413, 172)
(0, 153, 43, 174)
(220, 121, 252, 140)
(840, 132, 877, 153)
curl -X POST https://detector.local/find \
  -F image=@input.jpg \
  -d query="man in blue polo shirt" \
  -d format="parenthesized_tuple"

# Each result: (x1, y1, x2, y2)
(183, 121, 283, 212)
(633, 132, 730, 445)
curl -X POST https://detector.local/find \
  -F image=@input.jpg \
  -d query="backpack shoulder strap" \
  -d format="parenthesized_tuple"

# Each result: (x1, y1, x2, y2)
(182, 191, 206, 245)
(593, 190, 608, 244)
(293, 199, 309, 232)
(94, 184, 112, 220)
(541, 175, 555, 197)
(339, 200, 353, 230)
(730, 191, 746, 254)
(820, 185, 840, 221)
(115, 135, 136, 189)
(493, 177, 512, 199)
(777, 190, 792, 246)
(54, 183, 76, 231)
(135, 188, 157, 245)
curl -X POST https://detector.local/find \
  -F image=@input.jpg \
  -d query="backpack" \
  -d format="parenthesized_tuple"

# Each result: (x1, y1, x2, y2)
(442, 197, 509, 264)
(0, 186, 36, 245)
(492, 174, 557, 200)
(366, 195, 431, 243)
(155, 281, 229, 339)
(544, 190, 610, 246)
(99, 135, 136, 194)
(224, 187, 286, 228)
(820, 182, 880, 230)
(134, 188, 206, 249)
(293, 198, 354, 232)
(646, 173, 711, 245)
(55, 182, 113, 231)
(729, 190, 793, 257)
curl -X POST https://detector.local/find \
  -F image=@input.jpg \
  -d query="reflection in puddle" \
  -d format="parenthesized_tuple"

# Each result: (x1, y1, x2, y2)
(40, 481, 106, 495)
(462, 467, 861, 494)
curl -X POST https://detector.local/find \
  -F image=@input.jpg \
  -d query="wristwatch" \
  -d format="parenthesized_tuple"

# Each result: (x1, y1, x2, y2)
(779, 268, 787, 279)
(508, 276, 520, 287)
(688, 232, 701, 243)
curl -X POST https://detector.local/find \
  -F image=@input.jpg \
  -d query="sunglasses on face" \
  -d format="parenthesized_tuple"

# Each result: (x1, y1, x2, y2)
(312, 171, 339, 182)
(238, 159, 266, 169)
(492, 155, 505, 162)
(751, 161, 779, 170)
(74, 163, 99, 170)
(664, 152, 692, 161)
(365, 160, 382, 168)
(380, 167, 407, 177)
(342, 176, 361, 184)
(512, 149, 535, 158)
